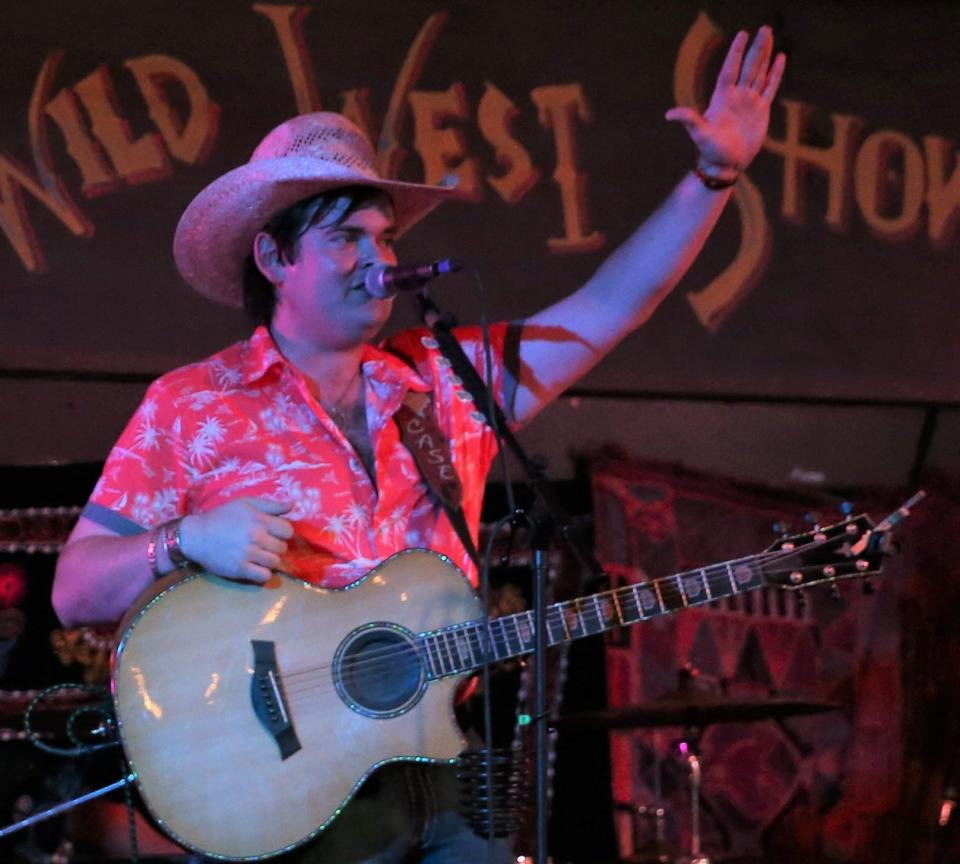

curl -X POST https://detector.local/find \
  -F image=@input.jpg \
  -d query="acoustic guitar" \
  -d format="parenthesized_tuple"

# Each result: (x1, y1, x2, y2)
(111, 512, 891, 860)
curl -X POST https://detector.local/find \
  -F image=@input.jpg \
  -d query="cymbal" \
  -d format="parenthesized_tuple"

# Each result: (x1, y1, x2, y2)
(553, 694, 840, 730)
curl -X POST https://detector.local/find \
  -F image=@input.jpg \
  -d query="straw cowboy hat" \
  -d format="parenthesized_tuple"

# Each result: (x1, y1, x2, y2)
(173, 112, 454, 307)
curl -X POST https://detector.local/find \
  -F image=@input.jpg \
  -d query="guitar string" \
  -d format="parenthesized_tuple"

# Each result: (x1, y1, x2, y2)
(280, 561, 848, 701)
(275, 548, 862, 693)
(274, 553, 861, 699)
(276, 542, 821, 685)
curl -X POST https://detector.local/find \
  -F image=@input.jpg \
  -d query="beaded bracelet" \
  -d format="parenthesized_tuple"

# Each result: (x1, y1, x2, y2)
(693, 162, 739, 190)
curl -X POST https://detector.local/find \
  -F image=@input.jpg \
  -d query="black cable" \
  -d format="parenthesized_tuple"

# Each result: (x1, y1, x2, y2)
(23, 684, 118, 757)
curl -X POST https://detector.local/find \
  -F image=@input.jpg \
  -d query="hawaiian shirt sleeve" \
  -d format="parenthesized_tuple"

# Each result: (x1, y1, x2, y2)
(82, 378, 192, 536)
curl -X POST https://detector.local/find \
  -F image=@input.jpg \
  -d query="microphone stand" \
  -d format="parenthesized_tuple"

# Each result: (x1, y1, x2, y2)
(413, 289, 607, 864)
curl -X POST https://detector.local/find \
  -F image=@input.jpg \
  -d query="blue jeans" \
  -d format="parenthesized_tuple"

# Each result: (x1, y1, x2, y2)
(273, 763, 514, 864)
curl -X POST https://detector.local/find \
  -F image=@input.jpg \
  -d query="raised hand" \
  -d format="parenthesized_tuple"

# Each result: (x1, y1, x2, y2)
(180, 497, 294, 583)
(665, 25, 786, 176)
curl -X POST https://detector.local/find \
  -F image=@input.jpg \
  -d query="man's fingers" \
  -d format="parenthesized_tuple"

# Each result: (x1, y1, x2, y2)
(739, 26, 773, 88)
(264, 516, 295, 540)
(250, 548, 283, 571)
(247, 497, 293, 515)
(238, 562, 273, 584)
(257, 532, 288, 556)
(761, 52, 787, 101)
(716, 30, 748, 88)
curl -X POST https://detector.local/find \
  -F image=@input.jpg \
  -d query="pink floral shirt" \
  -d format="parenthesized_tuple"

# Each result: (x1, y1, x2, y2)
(84, 325, 510, 587)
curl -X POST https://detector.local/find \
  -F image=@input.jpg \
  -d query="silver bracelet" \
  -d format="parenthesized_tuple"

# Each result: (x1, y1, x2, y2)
(146, 524, 163, 578)
(162, 518, 190, 568)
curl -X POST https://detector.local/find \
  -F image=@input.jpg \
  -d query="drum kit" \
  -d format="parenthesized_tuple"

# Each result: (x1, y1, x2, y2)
(553, 675, 839, 864)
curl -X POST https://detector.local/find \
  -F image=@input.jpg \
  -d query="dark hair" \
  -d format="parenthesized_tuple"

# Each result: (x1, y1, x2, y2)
(242, 186, 390, 325)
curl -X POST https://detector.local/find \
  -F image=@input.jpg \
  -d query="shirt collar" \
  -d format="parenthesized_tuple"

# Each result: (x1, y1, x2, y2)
(240, 326, 286, 386)
(239, 326, 430, 396)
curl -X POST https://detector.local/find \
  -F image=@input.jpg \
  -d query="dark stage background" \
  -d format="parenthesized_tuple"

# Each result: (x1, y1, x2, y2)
(1, 2, 958, 862)
(1, 0, 958, 480)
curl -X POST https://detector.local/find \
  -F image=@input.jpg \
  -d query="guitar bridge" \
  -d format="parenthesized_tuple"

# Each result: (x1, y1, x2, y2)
(250, 639, 301, 760)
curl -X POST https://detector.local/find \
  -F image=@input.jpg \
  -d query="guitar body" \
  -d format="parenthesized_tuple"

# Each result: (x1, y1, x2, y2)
(110, 511, 894, 861)
(112, 549, 479, 861)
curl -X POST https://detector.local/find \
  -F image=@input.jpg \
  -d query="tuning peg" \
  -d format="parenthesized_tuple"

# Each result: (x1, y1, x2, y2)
(772, 520, 789, 536)
(804, 511, 822, 531)
(861, 577, 875, 596)
(840, 501, 854, 516)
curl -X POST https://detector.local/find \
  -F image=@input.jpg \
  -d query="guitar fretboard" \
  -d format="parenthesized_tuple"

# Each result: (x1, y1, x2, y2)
(419, 555, 766, 679)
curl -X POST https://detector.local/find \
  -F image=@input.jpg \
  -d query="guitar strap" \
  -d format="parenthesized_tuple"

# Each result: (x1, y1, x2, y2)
(396, 390, 482, 570)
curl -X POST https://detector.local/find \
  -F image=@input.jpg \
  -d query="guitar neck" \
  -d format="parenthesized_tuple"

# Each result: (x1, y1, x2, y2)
(420, 552, 771, 680)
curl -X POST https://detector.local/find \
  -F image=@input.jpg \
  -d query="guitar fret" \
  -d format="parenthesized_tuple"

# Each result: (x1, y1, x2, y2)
(425, 546, 778, 668)
(438, 631, 455, 673)
(735, 559, 763, 592)
(528, 611, 538, 645)
(557, 603, 572, 640)
(473, 624, 490, 664)
(546, 607, 565, 645)
(725, 562, 738, 595)
(516, 613, 533, 652)
(444, 631, 462, 669)
(609, 589, 625, 625)
(573, 599, 589, 635)
(454, 628, 474, 667)
(569, 601, 585, 638)
(676, 575, 689, 607)
(494, 617, 510, 660)
(466, 627, 481, 666)
(679, 571, 707, 606)
(501, 616, 519, 657)
(510, 615, 527, 653)
(705, 564, 733, 600)
(591, 595, 606, 632)
(425, 635, 442, 678)
(595, 594, 614, 633)
(571, 599, 586, 636)
(652, 580, 666, 614)
(463, 625, 482, 667)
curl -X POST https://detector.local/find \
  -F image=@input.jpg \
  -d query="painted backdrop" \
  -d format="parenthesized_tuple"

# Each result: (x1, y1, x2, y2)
(2, 1, 958, 414)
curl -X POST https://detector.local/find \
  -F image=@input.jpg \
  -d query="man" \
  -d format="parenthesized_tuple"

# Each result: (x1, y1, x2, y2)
(52, 26, 784, 864)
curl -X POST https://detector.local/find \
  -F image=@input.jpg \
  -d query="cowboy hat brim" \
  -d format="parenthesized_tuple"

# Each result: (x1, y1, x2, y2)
(173, 156, 455, 307)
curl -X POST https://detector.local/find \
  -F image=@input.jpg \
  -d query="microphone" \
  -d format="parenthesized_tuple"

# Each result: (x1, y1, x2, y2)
(364, 258, 462, 298)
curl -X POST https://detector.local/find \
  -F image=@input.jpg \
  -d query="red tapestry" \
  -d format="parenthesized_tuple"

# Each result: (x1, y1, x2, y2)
(591, 455, 959, 864)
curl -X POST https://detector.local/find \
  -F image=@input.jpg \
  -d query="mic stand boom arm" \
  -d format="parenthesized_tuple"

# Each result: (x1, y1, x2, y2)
(414, 291, 607, 864)
(413, 292, 605, 579)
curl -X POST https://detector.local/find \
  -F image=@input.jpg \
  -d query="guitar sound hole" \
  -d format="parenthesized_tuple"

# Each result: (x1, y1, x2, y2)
(334, 624, 426, 718)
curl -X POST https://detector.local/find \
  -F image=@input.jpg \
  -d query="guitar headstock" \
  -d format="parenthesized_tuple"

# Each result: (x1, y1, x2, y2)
(760, 513, 886, 590)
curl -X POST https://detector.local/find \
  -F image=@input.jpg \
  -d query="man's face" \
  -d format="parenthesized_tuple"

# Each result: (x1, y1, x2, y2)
(270, 193, 398, 350)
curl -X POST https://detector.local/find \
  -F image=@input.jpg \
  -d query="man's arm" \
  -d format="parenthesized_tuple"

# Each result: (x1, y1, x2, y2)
(512, 27, 785, 424)
(53, 499, 295, 627)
